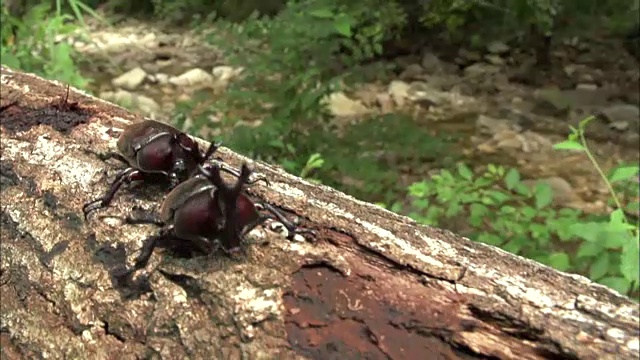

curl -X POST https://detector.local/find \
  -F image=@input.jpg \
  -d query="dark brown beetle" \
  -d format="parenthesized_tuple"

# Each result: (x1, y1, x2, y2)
(82, 120, 265, 219)
(111, 162, 314, 280)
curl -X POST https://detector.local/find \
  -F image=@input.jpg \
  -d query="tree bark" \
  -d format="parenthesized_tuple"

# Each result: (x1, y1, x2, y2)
(0, 65, 638, 360)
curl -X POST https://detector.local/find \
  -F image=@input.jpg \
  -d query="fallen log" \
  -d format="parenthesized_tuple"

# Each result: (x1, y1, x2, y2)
(0, 65, 638, 360)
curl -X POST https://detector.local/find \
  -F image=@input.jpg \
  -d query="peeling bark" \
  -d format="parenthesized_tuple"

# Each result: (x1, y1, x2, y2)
(0, 66, 638, 360)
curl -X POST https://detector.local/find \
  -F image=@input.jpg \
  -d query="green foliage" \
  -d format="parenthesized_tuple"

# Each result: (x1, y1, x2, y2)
(191, 0, 406, 174)
(55, 0, 109, 28)
(296, 153, 325, 183)
(418, 0, 633, 46)
(166, 0, 635, 298)
(383, 116, 639, 298)
(553, 116, 639, 295)
(1, 2, 90, 88)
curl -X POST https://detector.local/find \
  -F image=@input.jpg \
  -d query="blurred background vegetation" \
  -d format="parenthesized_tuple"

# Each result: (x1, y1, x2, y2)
(1, 0, 639, 299)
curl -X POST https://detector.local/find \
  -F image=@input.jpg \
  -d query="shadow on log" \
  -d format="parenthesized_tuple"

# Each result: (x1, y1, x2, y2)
(0, 65, 638, 359)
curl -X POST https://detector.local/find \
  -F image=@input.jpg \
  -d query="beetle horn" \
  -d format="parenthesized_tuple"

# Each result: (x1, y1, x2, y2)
(201, 141, 222, 163)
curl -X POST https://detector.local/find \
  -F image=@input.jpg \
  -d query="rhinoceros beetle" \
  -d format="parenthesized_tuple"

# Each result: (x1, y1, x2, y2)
(82, 120, 266, 219)
(110, 162, 314, 280)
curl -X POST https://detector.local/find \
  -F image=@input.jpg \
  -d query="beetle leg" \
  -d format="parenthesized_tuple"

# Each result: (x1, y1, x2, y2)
(167, 172, 180, 189)
(239, 214, 270, 240)
(82, 168, 144, 220)
(191, 236, 216, 255)
(125, 210, 164, 227)
(111, 226, 173, 281)
(257, 203, 316, 240)
(99, 151, 130, 165)
(82, 149, 130, 165)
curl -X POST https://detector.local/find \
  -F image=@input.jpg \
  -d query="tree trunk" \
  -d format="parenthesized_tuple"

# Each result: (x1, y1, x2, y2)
(0, 66, 638, 360)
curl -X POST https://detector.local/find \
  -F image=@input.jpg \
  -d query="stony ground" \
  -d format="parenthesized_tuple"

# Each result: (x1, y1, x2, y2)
(64, 18, 640, 218)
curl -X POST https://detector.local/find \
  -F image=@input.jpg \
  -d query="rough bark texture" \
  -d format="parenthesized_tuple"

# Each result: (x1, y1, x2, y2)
(1, 65, 638, 360)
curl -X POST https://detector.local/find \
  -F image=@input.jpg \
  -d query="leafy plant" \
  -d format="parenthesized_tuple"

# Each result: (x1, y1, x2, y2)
(191, 0, 408, 174)
(393, 163, 582, 267)
(553, 116, 639, 295)
(297, 153, 325, 183)
(384, 116, 638, 298)
(1, 3, 90, 88)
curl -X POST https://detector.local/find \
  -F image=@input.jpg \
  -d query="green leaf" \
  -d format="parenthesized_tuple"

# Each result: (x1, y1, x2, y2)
(609, 208, 628, 227)
(437, 187, 454, 202)
(598, 276, 631, 295)
(445, 201, 462, 218)
(578, 115, 596, 130)
(529, 223, 549, 241)
(589, 253, 610, 280)
(553, 140, 585, 151)
(620, 238, 640, 285)
(503, 168, 521, 190)
(576, 241, 603, 258)
(413, 198, 430, 211)
(514, 183, 532, 197)
(502, 238, 525, 254)
(602, 226, 633, 249)
(486, 190, 511, 204)
(333, 16, 352, 37)
(469, 203, 488, 217)
(534, 183, 553, 209)
(473, 177, 494, 188)
(477, 232, 504, 246)
(608, 166, 639, 183)
(547, 252, 571, 271)
(570, 222, 610, 242)
(554, 218, 577, 241)
(408, 181, 430, 197)
(519, 206, 538, 220)
(498, 205, 517, 214)
(309, 9, 334, 18)
(457, 163, 474, 181)
(425, 207, 443, 224)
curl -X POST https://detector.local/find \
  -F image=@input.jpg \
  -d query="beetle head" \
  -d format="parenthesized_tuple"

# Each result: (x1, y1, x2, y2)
(198, 163, 259, 249)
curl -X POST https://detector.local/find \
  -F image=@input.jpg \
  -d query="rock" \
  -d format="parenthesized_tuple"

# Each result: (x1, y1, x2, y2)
(155, 73, 170, 84)
(484, 54, 505, 66)
(352, 85, 379, 106)
(399, 64, 424, 81)
(420, 52, 444, 74)
(463, 63, 501, 78)
(99, 90, 161, 117)
(212, 65, 243, 83)
(169, 68, 214, 87)
(493, 130, 525, 150)
(486, 41, 510, 55)
(407, 82, 452, 107)
(522, 176, 581, 207)
(609, 121, 630, 131)
(388, 80, 411, 107)
(111, 67, 147, 90)
(534, 86, 613, 117)
(457, 48, 482, 64)
(578, 73, 595, 83)
(533, 88, 573, 116)
(376, 93, 394, 113)
(323, 92, 371, 117)
(599, 104, 640, 125)
(576, 83, 598, 91)
(476, 115, 512, 135)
